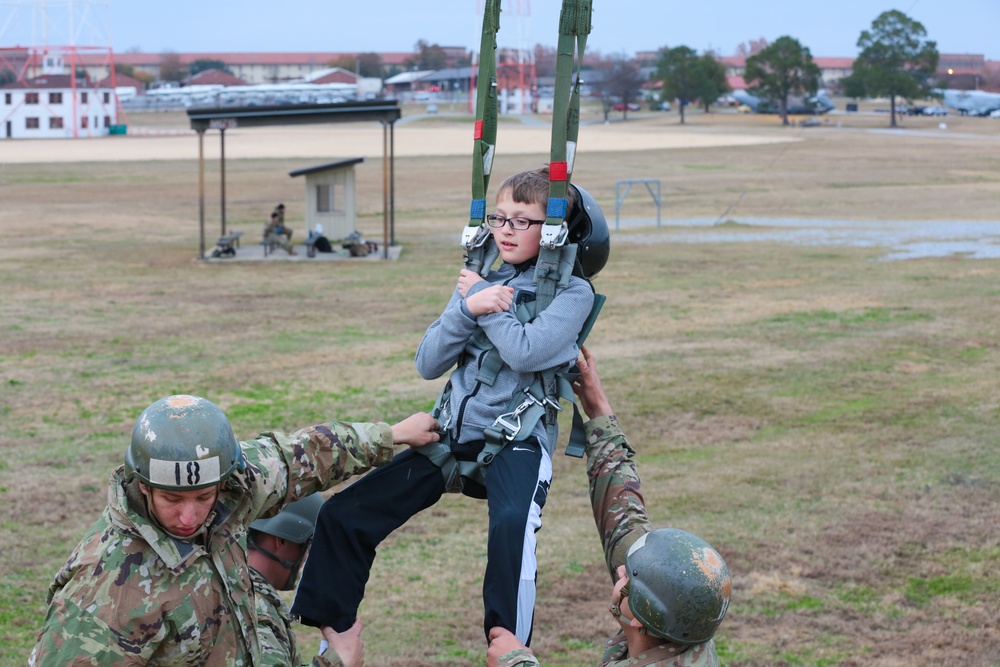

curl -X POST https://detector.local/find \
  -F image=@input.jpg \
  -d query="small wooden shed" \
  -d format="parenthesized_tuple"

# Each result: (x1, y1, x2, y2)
(288, 158, 365, 241)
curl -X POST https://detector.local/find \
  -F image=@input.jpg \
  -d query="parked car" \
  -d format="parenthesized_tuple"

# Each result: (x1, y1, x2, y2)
(652, 101, 671, 111)
(990, 109, 1000, 118)
(612, 103, 640, 112)
(922, 105, 948, 116)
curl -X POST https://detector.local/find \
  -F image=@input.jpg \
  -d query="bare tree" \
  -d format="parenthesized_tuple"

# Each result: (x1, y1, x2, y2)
(533, 44, 558, 79)
(158, 51, 186, 83)
(736, 38, 770, 58)
(593, 55, 645, 120)
(405, 40, 448, 71)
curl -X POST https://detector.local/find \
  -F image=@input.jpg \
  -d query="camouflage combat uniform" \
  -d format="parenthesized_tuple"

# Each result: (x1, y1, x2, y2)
(250, 568, 343, 667)
(264, 216, 295, 254)
(493, 415, 721, 667)
(29, 420, 395, 666)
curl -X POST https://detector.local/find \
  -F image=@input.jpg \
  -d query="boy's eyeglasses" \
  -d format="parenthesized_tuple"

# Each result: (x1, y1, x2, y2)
(485, 214, 546, 230)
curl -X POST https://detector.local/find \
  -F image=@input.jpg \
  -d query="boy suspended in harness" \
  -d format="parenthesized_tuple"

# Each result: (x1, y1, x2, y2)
(291, 167, 610, 646)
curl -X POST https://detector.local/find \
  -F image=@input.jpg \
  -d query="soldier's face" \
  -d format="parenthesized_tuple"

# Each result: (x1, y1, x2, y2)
(146, 485, 219, 537)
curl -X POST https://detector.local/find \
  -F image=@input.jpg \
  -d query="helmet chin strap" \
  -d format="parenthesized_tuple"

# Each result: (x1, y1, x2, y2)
(248, 533, 307, 591)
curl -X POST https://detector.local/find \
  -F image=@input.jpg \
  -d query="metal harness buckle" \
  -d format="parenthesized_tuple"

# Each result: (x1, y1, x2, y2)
(540, 222, 569, 250)
(461, 224, 492, 251)
(493, 389, 545, 441)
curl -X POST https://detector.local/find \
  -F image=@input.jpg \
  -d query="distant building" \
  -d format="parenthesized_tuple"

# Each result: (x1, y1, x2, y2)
(721, 56, 856, 92)
(183, 68, 247, 87)
(75, 51, 438, 85)
(383, 70, 435, 96)
(1, 73, 118, 139)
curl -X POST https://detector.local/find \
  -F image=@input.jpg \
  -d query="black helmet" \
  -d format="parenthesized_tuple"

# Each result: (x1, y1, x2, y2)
(624, 528, 731, 645)
(566, 183, 610, 280)
(126, 395, 243, 491)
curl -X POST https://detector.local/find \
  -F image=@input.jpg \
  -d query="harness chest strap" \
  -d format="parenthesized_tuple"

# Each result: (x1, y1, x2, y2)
(418, 0, 598, 490)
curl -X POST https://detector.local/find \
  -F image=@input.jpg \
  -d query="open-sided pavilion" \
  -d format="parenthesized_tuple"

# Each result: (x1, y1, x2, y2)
(187, 100, 401, 259)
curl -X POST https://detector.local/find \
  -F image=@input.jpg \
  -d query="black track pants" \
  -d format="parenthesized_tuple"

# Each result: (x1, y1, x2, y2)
(290, 440, 551, 644)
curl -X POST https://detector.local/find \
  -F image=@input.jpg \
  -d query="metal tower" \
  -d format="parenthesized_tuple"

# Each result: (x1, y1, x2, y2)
(1, 0, 115, 80)
(474, 0, 536, 115)
(0, 0, 119, 137)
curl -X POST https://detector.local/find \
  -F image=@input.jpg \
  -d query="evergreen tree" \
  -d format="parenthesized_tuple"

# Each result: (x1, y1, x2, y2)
(842, 10, 939, 128)
(657, 45, 701, 124)
(744, 36, 820, 126)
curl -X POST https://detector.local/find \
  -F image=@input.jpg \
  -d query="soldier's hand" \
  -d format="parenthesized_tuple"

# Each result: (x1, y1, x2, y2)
(573, 345, 614, 420)
(487, 627, 528, 667)
(321, 620, 364, 667)
(391, 412, 441, 449)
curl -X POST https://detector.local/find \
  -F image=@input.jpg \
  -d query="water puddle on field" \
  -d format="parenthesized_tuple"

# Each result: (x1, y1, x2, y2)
(615, 218, 1000, 261)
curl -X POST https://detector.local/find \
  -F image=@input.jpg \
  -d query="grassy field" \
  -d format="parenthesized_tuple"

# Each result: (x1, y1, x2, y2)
(1, 105, 999, 666)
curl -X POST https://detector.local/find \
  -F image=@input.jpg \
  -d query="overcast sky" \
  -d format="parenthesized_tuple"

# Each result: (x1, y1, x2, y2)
(5, 0, 998, 60)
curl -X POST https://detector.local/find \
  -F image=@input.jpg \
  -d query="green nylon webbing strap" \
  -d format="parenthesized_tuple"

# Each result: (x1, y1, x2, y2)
(541, 0, 592, 252)
(463, 0, 502, 273)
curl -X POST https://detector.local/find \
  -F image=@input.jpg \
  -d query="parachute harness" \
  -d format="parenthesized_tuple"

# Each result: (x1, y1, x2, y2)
(422, 0, 601, 492)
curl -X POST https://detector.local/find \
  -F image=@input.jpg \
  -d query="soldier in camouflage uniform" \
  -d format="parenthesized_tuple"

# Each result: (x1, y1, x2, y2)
(248, 493, 365, 667)
(487, 347, 731, 667)
(29, 394, 439, 666)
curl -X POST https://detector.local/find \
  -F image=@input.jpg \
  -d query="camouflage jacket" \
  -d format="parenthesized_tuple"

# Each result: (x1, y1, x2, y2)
(29, 420, 395, 666)
(493, 415, 720, 667)
(250, 568, 343, 667)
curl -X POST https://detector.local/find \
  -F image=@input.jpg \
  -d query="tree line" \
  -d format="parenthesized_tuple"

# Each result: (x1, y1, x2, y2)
(103, 9, 948, 129)
(646, 9, 940, 127)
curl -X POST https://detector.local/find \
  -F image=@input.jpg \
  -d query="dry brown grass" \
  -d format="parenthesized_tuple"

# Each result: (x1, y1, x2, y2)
(1, 104, 999, 666)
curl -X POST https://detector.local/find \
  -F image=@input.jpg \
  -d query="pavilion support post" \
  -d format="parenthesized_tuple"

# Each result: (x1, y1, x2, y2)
(220, 128, 227, 237)
(390, 120, 396, 248)
(198, 129, 206, 259)
(381, 120, 389, 260)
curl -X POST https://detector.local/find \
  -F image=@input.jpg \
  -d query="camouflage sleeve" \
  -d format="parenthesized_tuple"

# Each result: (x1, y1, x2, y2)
(251, 569, 303, 667)
(240, 421, 395, 521)
(29, 539, 176, 667)
(29, 593, 158, 666)
(312, 648, 345, 667)
(495, 648, 542, 667)
(584, 414, 651, 582)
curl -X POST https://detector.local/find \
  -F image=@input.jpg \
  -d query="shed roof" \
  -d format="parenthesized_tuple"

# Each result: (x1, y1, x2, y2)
(289, 158, 365, 177)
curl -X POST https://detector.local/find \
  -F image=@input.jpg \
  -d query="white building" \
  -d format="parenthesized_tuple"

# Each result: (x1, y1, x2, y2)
(1, 73, 119, 139)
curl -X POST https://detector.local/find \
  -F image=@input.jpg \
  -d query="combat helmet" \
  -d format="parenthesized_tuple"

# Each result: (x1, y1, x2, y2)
(566, 183, 610, 280)
(249, 493, 325, 589)
(250, 493, 325, 544)
(125, 395, 243, 491)
(623, 528, 731, 645)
